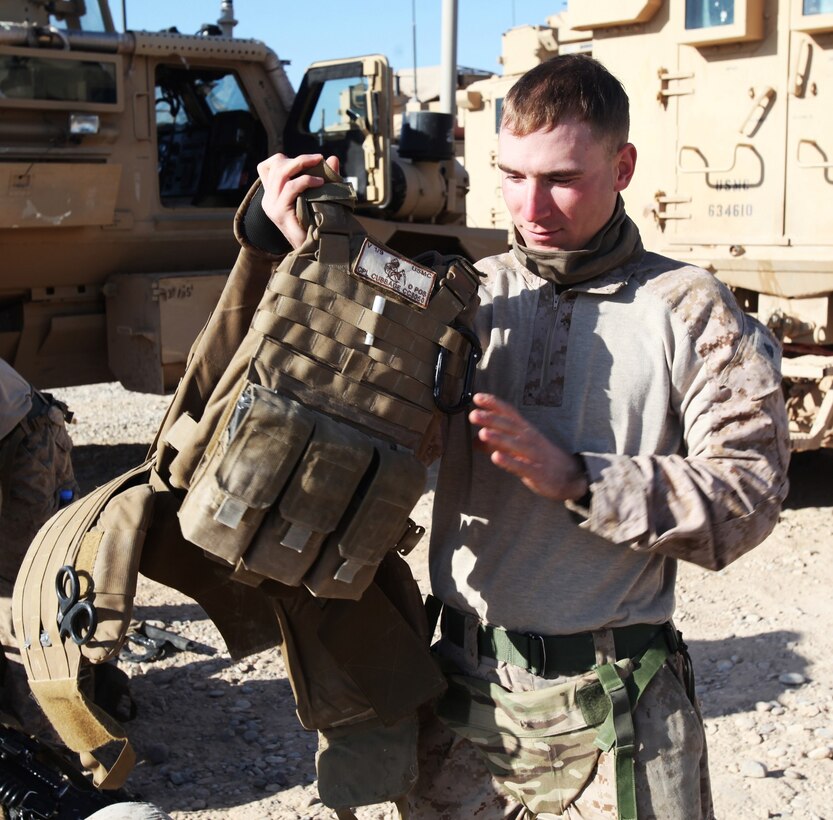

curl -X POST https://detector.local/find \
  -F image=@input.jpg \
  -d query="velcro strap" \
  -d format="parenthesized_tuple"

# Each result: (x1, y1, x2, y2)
(163, 412, 198, 453)
(30, 678, 136, 789)
(317, 232, 352, 266)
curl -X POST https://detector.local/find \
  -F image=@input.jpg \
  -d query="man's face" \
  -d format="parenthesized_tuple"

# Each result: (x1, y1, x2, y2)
(498, 118, 636, 252)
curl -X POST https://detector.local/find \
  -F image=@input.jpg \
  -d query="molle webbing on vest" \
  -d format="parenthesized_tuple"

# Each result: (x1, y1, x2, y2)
(172, 169, 482, 600)
(11, 461, 155, 789)
(252, 202, 480, 450)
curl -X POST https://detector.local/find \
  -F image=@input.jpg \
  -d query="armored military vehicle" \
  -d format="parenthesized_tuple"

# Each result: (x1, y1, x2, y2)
(0, 0, 503, 393)
(460, 0, 833, 450)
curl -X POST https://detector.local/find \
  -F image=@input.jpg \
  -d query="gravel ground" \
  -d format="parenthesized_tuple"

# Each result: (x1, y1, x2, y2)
(43, 381, 833, 819)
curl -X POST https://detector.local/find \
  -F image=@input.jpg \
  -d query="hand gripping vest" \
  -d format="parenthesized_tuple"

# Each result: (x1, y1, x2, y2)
(12, 164, 482, 816)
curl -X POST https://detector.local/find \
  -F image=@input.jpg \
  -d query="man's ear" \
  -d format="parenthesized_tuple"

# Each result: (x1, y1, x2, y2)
(614, 143, 637, 192)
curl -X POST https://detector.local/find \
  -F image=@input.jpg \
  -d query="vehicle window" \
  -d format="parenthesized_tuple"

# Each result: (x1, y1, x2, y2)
(307, 76, 369, 135)
(49, 0, 109, 31)
(155, 65, 267, 208)
(284, 60, 376, 202)
(0, 53, 116, 104)
(685, 0, 735, 28)
(803, 0, 833, 13)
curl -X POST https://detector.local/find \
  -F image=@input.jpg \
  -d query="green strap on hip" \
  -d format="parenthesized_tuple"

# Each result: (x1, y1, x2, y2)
(593, 641, 673, 820)
(594, 662, 637, 820)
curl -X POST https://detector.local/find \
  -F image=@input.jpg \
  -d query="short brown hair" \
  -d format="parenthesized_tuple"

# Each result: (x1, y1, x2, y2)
(501, 54, 630, 152)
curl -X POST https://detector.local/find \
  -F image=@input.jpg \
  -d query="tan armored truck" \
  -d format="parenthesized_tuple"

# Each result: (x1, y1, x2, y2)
(460, 0, 833, 450)
(0, 0, 503, 393)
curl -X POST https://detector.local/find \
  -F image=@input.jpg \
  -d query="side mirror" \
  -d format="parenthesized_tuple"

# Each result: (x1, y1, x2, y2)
(284, 55, 392, 209)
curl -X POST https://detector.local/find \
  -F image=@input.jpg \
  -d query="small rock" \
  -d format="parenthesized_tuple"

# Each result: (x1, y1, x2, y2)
(143, 742, 170, 765)
(783, 767, 806, 780)
(797, 704, 819, 718)
(805, 746, 832, 760)
(766, 746, 787, 759)
(208, 688, 225, 698)
(755, 701, 772, 712)
(265, 778, 288, 790)
(168, 770, 190, 786)
(717, 659, 735, 672)
(740, 759, 768, 779)
(779, 672, 807, 686)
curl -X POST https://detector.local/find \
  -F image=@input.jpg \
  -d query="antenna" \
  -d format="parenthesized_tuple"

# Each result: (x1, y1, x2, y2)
(122, 0, 127, 31)
(218, 0, 237, 37)
(411, 0, 419, 102)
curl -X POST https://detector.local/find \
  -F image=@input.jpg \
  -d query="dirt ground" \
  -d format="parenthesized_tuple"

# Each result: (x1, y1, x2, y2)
(51, 382, 833, 819)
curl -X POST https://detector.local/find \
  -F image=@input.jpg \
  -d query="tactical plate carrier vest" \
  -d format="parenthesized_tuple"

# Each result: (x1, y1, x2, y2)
(13, 164, 483, 815)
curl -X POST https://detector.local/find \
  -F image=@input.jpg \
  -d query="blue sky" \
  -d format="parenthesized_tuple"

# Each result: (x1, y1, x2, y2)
(121, 1, 567, 89)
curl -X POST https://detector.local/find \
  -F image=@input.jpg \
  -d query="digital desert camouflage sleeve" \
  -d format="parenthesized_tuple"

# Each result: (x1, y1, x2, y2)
(580, 264, 791, 570)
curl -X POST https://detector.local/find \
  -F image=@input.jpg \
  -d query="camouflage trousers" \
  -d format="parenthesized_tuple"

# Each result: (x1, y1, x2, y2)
(0, 394, 78, 733)
(407, 637, 714, 819)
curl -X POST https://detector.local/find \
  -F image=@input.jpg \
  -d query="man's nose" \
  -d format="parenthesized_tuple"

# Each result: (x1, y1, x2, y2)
(520, 181, 550, 223)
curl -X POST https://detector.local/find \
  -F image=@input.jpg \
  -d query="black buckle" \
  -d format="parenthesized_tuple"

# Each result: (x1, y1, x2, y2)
(433, 324, 482, 414)
(525, 633, 548, 677)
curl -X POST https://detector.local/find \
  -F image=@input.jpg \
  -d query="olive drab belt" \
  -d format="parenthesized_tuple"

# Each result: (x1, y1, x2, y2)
(168, 162, 483, 600)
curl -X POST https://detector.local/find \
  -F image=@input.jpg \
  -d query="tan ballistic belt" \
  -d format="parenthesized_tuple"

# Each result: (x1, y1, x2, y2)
(170, 164, 482, 600)
(11, 460, 155, 788)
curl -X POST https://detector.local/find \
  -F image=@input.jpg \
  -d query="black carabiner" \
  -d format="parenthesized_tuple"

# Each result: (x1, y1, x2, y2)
(433, 324, 482, 414)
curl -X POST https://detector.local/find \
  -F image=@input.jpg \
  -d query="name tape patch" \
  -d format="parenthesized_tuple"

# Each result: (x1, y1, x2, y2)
(352, 238, 436, 309)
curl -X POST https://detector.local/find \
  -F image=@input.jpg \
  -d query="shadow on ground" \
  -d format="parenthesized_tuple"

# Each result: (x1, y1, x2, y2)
(122, 652, 315, 814)
(685, 630, 805, 719)
(72, 442, 151, 495)
(783, 449, 833, 510)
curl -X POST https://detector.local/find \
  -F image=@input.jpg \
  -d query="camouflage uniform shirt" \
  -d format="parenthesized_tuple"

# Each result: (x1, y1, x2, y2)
(428, 247, 791, 634)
